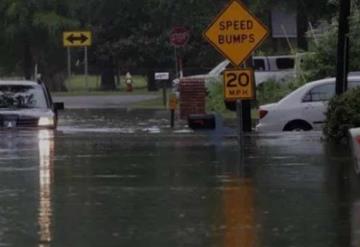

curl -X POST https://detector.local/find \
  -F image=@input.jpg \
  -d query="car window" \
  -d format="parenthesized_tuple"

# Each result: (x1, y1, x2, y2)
(253, 58, 266, 71)
(208, 60, 230, 76)
(218, 62, 234, 76)
(0, 85, 48, 109)
(303, 84, 335, 102)
(276, 58, 295, 69)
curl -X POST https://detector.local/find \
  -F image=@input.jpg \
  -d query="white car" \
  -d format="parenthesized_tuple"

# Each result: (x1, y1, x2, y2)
(0, 80, 64, 129)
(256, 76, 360, 132)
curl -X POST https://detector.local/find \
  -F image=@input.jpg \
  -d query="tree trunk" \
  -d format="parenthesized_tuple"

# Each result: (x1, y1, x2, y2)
(23, 41, 33, 80)
(100, 57, 116, 90)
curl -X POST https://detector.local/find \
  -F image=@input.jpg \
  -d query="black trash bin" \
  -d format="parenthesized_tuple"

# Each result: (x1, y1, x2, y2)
(188, 114, 216, 130)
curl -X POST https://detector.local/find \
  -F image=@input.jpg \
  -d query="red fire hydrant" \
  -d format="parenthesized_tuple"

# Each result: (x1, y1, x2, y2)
(125, 72, 133, 92)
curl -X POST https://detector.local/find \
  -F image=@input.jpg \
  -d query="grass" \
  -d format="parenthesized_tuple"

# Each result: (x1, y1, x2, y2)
(131, 96, 167, 109)
(62, 74, 148, 93)
(53, 88, 158, 97)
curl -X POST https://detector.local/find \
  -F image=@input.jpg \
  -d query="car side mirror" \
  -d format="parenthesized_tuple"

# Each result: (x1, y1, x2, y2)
(54, 102, 64, 111)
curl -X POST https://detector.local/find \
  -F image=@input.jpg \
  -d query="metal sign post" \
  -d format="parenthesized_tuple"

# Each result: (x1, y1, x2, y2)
(174, 47, 179, 78)
(162, 82, 167, 107)
(67, 47, 72, 78)
(170, 27, 190, 79)
(336, 0, 351, 95)
(155, 72, 170, 108)
(63, 31, 92, 89)
(236, 100, 244, 147)
(84, 46, 88, 90)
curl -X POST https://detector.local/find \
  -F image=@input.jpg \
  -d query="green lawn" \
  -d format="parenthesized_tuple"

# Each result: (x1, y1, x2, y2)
(63, 74, 148, 92)
(53, 88, 158, 97)
(59, 75, 259, 120)
(131, 97, 166, 109)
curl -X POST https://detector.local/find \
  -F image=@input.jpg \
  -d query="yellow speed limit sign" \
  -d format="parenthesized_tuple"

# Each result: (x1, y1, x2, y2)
(224, 68, 255, 100)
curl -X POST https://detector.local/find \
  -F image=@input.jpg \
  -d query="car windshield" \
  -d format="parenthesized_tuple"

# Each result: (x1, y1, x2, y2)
(0, 84, 48, 109)
(208, 60, 230, 76)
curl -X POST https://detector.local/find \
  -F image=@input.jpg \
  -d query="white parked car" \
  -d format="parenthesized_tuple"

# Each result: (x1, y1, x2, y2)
(256, 76, 360, 132)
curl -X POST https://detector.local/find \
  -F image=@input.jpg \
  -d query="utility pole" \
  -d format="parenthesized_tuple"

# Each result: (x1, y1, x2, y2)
(241, 0, 252, 132)
(336, 0, 351, 95)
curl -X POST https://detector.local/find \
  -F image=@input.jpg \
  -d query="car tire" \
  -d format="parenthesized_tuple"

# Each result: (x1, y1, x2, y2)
(283, 120, 312, 131)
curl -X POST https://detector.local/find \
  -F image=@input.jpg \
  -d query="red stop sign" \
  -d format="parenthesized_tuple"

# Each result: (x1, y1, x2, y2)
(170, 27, 190, 47)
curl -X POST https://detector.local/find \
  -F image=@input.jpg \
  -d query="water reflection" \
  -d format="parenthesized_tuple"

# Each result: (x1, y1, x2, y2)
(38, 130, 54, 247)
(223, 177, 256, 247)
(217, 146, 257, 247)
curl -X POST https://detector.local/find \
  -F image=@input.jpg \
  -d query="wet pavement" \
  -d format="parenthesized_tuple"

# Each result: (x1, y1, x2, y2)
(53, 95, 159, 109)
(0, 108, 359, 247)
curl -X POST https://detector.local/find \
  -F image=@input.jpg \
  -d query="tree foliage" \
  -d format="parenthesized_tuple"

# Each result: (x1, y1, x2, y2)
(300, 3, 360, 81)
(0, 0, 340, 90)
(0, 0, 79, 91)
(324, 87, 360, 143)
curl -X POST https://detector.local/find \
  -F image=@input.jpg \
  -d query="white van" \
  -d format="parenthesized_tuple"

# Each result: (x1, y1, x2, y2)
(172, 54, 300, 90)
(252, 55, 296, 85)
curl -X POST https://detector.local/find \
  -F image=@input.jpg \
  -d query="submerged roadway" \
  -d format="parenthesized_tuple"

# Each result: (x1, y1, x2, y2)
(0, 94, 359, 247)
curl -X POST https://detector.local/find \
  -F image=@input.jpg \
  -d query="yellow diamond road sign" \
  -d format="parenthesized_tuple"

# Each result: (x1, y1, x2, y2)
(63, 31, 92, 47)
(203, 0, 269, 66)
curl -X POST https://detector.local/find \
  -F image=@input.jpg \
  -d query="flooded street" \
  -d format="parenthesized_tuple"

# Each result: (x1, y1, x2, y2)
(0, 109, 359, 247)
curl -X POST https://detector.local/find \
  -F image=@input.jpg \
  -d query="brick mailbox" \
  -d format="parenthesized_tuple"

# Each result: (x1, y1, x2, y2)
(179, 79, 206, 119)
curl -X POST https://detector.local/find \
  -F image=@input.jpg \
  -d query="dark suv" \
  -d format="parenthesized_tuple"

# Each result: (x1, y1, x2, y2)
(0, 80, 64, 129)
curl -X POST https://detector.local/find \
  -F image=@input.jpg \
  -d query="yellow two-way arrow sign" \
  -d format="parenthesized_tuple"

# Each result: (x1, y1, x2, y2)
(63, 31, 92, 47)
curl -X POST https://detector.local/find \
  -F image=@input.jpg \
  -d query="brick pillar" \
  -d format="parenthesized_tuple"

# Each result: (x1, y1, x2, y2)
(179, 79, 206, 119)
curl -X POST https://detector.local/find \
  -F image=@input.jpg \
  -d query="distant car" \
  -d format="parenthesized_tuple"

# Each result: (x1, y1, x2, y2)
(172, 55, 298, 92)
(0, 80, 64, 129)
(256, 76, 360, 132)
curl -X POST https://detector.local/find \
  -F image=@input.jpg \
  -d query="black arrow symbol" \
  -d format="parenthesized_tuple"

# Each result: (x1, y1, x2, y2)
(67, 33, 88, 44)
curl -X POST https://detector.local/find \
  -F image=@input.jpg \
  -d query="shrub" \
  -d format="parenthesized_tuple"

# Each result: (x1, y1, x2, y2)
(256, 77, 307, 106)
(257, 79, 292, 106)
(300, 7, 360, 82)
(323, 87, 360, 143)
(206, 79, 226, 113)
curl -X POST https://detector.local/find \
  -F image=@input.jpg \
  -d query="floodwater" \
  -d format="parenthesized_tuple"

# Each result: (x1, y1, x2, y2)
(0, 109, 359, 247)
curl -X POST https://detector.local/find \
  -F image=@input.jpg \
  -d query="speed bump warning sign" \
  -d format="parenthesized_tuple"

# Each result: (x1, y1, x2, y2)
(203, 0, 269, 66)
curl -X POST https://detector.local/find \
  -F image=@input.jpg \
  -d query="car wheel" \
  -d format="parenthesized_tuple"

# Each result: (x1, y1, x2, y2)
(283, 120, 312, 131)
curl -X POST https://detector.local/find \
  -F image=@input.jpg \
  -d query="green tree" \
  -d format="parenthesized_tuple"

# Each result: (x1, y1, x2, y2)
(252, 0, 335, 50)
(85, 0, 227, 90)
(301, 3, 360, 81)
(0, 0, 78, 84)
